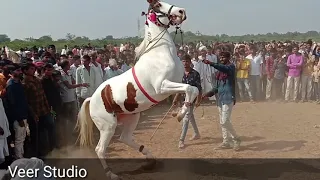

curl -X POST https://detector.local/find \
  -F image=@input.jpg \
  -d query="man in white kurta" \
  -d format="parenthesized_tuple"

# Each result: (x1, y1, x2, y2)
(206, 50, 218, 101)
(0, 98, 10, 164)
(191, 52, 205, 89)
(198, 46, 216, 100)
(76, 55, 96, 106)
(89, 52, 104, 90)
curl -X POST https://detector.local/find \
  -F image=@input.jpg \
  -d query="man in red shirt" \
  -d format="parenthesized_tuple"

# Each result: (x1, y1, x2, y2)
(265, 48, 277, 101)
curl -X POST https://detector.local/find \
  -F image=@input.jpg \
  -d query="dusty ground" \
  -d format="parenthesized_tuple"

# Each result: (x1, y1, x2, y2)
(47, 101, 320, 180)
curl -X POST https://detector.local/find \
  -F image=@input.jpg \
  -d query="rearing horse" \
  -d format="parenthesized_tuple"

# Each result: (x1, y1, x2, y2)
(76, 0, 199, 179)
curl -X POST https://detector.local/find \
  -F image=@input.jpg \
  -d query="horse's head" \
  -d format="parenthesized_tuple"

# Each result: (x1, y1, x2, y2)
(146, 0, 187, 28)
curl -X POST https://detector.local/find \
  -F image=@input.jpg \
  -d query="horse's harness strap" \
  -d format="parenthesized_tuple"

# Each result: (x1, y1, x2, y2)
(132, 67, 159, 104)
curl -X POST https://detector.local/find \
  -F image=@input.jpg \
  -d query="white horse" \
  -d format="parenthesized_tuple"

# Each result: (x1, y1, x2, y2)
(76, 0, 198, 179)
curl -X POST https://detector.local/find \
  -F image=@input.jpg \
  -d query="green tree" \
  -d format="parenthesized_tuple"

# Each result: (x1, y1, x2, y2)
(65, 33, 76, 41)
(0, 34, 11, 43)
(38, 35, 53, 42)
(1, 31, 320, 51)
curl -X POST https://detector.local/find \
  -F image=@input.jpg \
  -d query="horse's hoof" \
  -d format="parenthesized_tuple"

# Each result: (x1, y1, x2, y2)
(141, 159, 157, 170)
(106, 171, 120, 180)
(177, 113, 183, 122)
(172, 112, 177, 117)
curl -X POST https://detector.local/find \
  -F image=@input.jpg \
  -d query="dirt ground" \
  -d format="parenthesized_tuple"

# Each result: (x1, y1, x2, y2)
(47, 101, 320, 180)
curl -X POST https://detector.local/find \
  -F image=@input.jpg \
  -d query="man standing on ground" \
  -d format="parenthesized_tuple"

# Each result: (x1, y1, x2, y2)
(202, 51, 241, 151)
(172, 54, 202, 149)
(285, 46, 303, 102)
(76, 55, 95, 106)
(246, 47, 263, 101)
(5, 63, 29, 159)
(22, 62, 56, 157)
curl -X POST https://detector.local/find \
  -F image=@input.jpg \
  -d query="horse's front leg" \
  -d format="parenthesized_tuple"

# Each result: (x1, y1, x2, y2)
(160, 79, 199, 121)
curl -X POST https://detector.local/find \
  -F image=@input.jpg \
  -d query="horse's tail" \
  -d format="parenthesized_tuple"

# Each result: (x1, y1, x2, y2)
(75, 97, 94, 147)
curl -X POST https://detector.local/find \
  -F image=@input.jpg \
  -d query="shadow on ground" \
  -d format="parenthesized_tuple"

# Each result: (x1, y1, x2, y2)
(241, 140, 307, 152)
(44, 158, 320, 180)
(115, 159, 320, 180)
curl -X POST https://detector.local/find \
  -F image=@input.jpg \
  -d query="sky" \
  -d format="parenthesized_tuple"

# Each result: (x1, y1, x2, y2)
(1, 0, 320, 40)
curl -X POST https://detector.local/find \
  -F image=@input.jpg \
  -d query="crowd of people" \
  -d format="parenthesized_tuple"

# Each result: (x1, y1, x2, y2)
(0, 38, 319, 165)
(0, 43, 136, 167)
(179, 39, 320, 103)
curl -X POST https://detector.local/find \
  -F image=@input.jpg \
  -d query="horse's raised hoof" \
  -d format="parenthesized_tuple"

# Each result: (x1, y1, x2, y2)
(171, 112, 177, 117)
(141, 159, 157, 171)
(177, 113, 184, 122)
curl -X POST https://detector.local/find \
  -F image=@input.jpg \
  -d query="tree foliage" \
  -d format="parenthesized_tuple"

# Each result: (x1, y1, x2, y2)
(1, 31, 320, 50)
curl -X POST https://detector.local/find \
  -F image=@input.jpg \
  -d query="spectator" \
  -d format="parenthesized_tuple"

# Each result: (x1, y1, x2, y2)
(273, 51, 287, 101)
(69, 55, 81, 80)
(61, 45, 68, 55)
(235, 51, 253, 102)
(172, 54, 202, 149)
(47, 45, 57, 65)
(300, 46, 314, 102)
(89, 51, 104, 90)
(5, 63, 29, 159)
(121, 54, 133, 72)
(21, 62, 56, 157)
(285, 46, 303, 102)
(265, 48, 276, 100)
(60, 60, 87, 118)
(76, 55, 95, 106)
(104, 59, 123, 80)
(0, 60, 11, 98)
(34, 61, 45, 79)
(247, 46, 263, 101)
(41, 64, 62, 149)
(0, 98, 10, 164)
(312, 58, 320, 103)
(41, 63, 62, 114)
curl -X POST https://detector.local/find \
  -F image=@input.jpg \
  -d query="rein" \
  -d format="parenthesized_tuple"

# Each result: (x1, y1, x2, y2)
(173, 26, 184, 47)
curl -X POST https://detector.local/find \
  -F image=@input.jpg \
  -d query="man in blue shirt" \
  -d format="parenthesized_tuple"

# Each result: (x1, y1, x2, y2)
(203, 51, 241, 151)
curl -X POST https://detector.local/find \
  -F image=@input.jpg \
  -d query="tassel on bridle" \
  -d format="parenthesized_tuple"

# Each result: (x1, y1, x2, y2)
(141, 11, 148, 25)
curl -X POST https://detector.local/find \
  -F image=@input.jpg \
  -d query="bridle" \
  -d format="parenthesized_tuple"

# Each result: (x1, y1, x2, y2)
(134, 2, 184, 63)
(148, 2, 175, 28)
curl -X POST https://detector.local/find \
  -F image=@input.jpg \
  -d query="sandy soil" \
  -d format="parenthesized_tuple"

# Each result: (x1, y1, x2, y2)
(47, 101, 320, 180)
